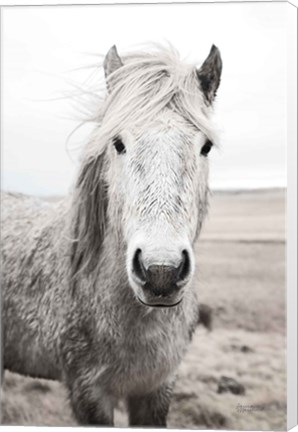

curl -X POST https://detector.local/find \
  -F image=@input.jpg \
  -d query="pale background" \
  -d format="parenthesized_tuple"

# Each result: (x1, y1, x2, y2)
(2, 2, 287, 196)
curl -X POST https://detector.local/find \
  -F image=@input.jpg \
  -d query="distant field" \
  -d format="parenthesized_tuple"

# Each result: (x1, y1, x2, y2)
(201, 188, 285, 242)
(1, 189, 286, 429)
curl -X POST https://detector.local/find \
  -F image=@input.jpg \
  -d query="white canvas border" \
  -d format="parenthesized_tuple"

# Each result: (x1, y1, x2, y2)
(286, 2, 298, 431)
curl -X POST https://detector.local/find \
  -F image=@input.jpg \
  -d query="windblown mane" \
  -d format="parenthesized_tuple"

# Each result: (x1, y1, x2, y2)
(84, 44, 219, 158)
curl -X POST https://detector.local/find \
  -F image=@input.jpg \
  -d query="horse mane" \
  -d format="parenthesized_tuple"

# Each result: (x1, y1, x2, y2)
(70, 151, 108, 279)
(69, 44, 219, 279)
(83, 43, 219, 158)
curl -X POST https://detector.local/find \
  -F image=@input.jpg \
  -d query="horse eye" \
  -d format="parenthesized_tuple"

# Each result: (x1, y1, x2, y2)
(113, 137, 126, 154)
(201, 140, 213, 157)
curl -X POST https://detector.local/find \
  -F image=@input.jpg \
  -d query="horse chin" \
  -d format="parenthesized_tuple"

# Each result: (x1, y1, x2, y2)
(137, 296, 183, 308)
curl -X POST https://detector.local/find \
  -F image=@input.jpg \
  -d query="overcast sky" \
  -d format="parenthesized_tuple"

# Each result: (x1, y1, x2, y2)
(2, 2, 287, 195)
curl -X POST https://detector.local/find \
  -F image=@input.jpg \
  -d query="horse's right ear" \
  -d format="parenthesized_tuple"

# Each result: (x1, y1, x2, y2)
(103, 45, 123, 92)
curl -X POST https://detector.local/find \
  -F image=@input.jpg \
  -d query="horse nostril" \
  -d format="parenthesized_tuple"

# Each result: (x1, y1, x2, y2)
(177, 250, 191, 283)
(132, 249, 148, 283)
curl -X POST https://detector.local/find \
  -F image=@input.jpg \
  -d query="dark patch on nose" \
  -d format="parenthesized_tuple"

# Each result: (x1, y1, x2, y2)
(144, 265, 180, 297)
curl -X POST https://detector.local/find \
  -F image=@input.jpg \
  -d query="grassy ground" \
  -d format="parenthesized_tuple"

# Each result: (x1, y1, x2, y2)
(1, 189, 286, 429)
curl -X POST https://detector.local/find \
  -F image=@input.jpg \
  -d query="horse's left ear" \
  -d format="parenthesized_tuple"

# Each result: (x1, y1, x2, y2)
(197, 45, 222, 104)
(104, 45, 123, 91)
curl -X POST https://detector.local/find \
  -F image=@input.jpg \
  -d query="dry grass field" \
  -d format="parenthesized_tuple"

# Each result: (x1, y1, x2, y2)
(1, 189, 286, 430)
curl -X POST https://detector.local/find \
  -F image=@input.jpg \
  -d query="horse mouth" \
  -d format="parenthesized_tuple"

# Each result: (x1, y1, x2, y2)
(137, 297, 183, 308)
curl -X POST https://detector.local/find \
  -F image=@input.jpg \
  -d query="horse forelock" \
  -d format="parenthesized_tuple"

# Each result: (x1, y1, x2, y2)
(82, 45, 219, 158)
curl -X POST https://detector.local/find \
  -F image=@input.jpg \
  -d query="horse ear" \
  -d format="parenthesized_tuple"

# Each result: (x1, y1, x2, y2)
(197, 45, 222, 104)
(103, 45, 123, 91)
(70, 151, 108, 278)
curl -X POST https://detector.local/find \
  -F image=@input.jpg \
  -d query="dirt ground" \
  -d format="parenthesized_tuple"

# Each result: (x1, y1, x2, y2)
(1, 189, 286, 430)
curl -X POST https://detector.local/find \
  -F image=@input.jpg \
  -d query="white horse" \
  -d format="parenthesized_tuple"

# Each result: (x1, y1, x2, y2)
(2, 44, 222, 426)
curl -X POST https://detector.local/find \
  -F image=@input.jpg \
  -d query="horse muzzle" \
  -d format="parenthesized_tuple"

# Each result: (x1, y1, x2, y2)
(131, 249, 191, 307)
